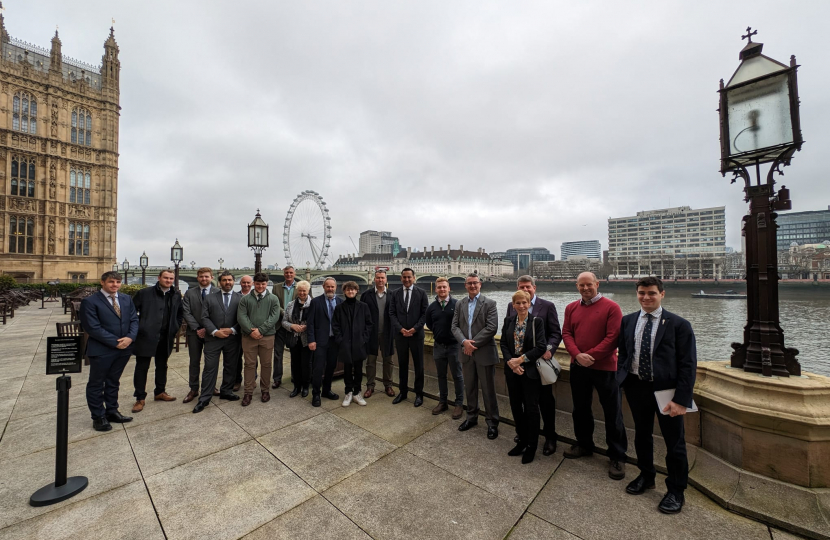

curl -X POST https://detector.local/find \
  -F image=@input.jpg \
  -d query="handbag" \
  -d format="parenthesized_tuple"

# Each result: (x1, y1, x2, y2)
(531, 318, 561, 385)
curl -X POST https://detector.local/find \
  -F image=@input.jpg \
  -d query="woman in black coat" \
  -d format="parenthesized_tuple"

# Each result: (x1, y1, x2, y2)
(501, 289, 547, 464)
(282, 281, 313, 398)
(332, 281, 373, 406)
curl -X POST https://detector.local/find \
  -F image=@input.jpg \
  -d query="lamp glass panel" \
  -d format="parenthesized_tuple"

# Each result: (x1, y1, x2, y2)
(727, 73, 793, 156)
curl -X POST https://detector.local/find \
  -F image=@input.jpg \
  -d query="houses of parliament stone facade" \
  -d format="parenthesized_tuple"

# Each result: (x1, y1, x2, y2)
(0, 10, 120, 282)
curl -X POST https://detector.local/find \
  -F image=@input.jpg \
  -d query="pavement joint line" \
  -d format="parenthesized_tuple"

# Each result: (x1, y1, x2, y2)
(122, 422, 170, 540)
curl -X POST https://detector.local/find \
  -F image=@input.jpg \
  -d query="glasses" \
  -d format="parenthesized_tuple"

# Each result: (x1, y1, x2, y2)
(465, 281, 481, 286)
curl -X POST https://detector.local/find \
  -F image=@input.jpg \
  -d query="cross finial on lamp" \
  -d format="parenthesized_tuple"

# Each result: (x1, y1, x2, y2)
(742, 26, 758, 43)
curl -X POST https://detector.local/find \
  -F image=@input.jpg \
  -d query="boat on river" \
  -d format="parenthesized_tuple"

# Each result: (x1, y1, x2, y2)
(691, 290, 747, 299)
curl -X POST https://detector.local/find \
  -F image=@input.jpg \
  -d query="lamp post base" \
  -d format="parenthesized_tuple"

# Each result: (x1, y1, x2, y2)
(29, 476, 88, 507)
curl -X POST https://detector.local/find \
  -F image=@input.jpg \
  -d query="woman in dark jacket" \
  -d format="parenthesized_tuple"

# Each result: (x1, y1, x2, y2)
(501, 289, 547, 464)
(282, 280, 312, 398)
(333, 281, 373, 407)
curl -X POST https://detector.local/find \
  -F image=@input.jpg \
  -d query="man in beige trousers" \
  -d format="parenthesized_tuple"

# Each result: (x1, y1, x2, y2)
(237, 272, 282, 406)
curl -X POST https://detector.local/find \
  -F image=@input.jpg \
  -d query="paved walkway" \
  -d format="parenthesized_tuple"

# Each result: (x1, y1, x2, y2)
(0, 304, 804, 539)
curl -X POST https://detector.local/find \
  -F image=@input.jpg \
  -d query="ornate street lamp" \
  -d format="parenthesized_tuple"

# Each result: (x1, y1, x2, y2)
(139, 251, 149, 286)
(122, 258, 129, 282)
(247, 209, 269, 274)
(718, 27, 803, 377)
(218, 258, 224, 270)
(112, 262, 118, 273)
(171, 239, 183, 290)
(190, 261, 196, 270)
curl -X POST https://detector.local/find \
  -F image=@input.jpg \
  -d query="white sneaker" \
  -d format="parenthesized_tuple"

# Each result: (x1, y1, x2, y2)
(342, 393, 353, 407)
(353, 393, 367, 406)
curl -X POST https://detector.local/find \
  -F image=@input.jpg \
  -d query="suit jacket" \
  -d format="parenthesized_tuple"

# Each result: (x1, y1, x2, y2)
(451, 294, 499, 366)
(506, 296, 562, 352)
(182, 285, 219, 335)
(201, 290, 242, 342)
(332, 300, 373, 363)
(306, 294, 342, 348)
(500, 314, 547, 380)
(360, 288, 394, 357)
(388, 286, 428, 338)
(80, 291, 139, 357)
(617, 309, 697, 408)
(133, 283, 184, 357)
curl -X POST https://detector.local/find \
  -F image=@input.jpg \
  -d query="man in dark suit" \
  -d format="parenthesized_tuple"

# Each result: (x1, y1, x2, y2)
(182, 267, 218, 403)
(79, 271, 139, 431)
(130, 269, 184, 413)
(388, 267, 429, 407)
(506, 275, 562, 455)
(618, 276, 697, 514)
(194, 271, 243, 412)
(307, 277, 342, 407)
(271, 266, 297, 390)
(360, 270, 395, 398)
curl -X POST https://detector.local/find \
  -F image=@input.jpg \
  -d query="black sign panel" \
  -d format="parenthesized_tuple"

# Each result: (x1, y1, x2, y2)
(46, 336, 83, 375)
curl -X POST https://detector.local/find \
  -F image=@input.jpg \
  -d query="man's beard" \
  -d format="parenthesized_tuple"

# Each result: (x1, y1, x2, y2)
(325, 292, 335, 299)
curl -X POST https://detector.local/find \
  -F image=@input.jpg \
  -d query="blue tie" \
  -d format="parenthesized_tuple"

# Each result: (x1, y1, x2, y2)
(201, 288, 206, 301)
(328, 298, 335, 336)
(224, 293, 230, 309)
(639, 314, 654, 381)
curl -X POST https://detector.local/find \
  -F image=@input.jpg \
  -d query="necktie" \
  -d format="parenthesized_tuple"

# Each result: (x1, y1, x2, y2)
(224, 293, 230, 309)
(201, 288, 206, 301)
(638, 314, 654, 381)
(110, 294, 121, 317)
(404, 288, 410, 311)
(441, 300, 445, 309)
(328, 299, 335, 336)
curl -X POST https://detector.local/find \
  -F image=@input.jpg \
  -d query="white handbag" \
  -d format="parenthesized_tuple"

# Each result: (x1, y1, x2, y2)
(531, 318, 561, 385)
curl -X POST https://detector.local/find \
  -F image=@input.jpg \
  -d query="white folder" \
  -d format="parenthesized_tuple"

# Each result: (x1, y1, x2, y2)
(654, 388, 698, 415)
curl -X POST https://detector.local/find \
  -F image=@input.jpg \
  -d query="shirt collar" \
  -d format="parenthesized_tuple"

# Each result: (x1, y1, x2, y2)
(101, 290, 118, 299)
(282, 281, 295, 289)
(639, 306, 663, 319)
(580, 292, 603, 305)
(531, 294, 537, 305)
(469, 293, 481, 302)
(200, 285, 211, 292)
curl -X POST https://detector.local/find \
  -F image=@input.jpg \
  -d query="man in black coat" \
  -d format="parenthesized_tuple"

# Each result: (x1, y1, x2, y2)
(131, 269, 184, 413)
(359, 270, 395, 398)
(388, 268, 429, 407)
(424, 277, 464, 418)
(307, 277, 342, 407)
(617, 276, 697, 515)
(333, 281, 373, 406)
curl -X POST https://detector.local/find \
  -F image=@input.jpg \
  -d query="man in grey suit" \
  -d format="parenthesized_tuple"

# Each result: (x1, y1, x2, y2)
(182, 267, 219, 403)
(451, 273, 500, 439)
(193, 271, 242, 413)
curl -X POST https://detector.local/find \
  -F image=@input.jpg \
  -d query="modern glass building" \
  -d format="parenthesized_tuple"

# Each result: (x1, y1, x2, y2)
(776, 207, 830, 251)
(503, 247, 554, 272)
(561, 240, 602, 261)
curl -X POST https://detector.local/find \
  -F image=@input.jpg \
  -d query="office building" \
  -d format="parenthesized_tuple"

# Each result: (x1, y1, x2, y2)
(359, 230, 400, 256)
(503, 247, 554, 272)
(775, 207, 830, 251)
(561, 240, 601, 261)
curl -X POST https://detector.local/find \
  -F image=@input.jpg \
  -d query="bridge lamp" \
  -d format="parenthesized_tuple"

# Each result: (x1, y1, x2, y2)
(139, 251, 149, 286)
(171, 239, 184, 290)
(247, 209, 269, 274)
(718, 27, 803, 377)
(112, 262, 118, 273)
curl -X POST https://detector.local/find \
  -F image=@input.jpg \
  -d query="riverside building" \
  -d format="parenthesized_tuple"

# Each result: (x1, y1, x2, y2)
(333, 245, 514, 277)
(358, 230, 400, 256)
(775, 207, 830, 252)
(608, 206, 727, 279)
(561, 240, 601, 261)
(0, 13, 121, 282)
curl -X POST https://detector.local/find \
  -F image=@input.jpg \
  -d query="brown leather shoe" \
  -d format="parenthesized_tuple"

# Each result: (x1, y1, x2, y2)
(242, 394, 252, 406)
(261, 392, 270, 403)
(131, 400, 145, 413)
(183, 390, 198, 404)
(452, 404, 464, 420)
(364, 387, 374, 398)
(432, 402, 448, 415)
(154, 392, 176, 402)
(271, 380, 281, 389)
(213, 387, 220, 396)
(385, 386, 396, 397)
(233, 383, 241, 392)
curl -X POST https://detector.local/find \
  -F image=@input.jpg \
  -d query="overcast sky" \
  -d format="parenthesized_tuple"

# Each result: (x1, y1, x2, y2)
(7, 1, 830, 268)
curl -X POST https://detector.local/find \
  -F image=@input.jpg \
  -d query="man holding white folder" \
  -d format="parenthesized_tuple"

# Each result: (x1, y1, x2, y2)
(617, 276, 697, 515)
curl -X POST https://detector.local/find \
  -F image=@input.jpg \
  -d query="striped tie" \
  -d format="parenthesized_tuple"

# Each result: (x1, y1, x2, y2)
(638, 314, 654, 381)
(110, 294, 121, 317)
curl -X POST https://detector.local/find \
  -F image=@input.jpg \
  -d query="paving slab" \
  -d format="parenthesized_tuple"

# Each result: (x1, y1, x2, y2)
(0, 377, 24, 403)
(405, 419, 562, 505)
(119, 377, 202, 428)
(529, 456, 770, 540)
(10, 378, 92, 421)
(216, 385, 326, 438)
(0, 361, 32, 381)
(332, 392, 449, 446)
(145, 439, 316, 540)
(771, 528, 809, 539)
(688, 450, 740, 505)
(324, 449, 525, 540)
(258, 413, 396, 491)
(0, 481, 164, 540)
(127, 405, 251, 476)
(242, 495, 372, 540)
(0, 429, 140, 529)
(509, 513, 580, 539)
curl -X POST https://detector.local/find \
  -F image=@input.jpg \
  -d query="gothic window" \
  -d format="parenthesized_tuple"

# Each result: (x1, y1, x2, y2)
(10, 157, 35, 197)
(68, 222, 90, 256)
(8, 216, 35, 254)
(71, 108, 92, 146)
(12, 92, 37, 135)
(70, 169, 92, 204)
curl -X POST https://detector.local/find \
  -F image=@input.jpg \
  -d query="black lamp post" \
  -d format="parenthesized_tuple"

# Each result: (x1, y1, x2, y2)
(112, 262, 118, 273)
(218, 258, 224, 270)
(139, 251, 148, 286)
(40, 287, 46, 309)
(718, 27, 803, 377)
(171, 239, 183, 290)
(122, 258, 129, 284)
(247, 209, 269, 274)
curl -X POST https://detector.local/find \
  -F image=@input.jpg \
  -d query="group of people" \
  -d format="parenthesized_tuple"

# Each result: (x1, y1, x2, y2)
(78, 266, 696, 515)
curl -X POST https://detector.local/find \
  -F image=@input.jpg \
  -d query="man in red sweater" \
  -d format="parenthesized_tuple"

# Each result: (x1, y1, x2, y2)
(562, 272, 628, 481)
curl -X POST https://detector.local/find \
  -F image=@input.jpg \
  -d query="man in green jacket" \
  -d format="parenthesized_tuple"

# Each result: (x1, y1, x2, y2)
(237, 272, 282, 406)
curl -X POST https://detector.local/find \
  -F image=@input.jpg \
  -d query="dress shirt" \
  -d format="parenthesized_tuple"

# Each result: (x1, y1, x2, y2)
(466, 293, 480, 340)
(403, 287, 412, 310)
(281, 281, 296, 306)
(100, 290, 119, 307)
(529, 294, 537, 314)
(211, 291, 237, 336)
(631, 306, 662, 375)
(580, 292, 603, 306)
(375, 288, 386, 298)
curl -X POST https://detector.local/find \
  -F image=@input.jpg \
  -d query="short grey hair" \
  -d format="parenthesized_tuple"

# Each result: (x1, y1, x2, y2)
(295, 280, 311, 291)
(283, 265, 295, 272)
(517, 275, 536, 286)
(323, 277, 337, 286)
(374, 269, 387, 277)
(465, 272, 481, 282)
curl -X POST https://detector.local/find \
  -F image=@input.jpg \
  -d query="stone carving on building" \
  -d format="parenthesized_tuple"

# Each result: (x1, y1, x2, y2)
(59, 203, 66, 216)
(8, 198, 37, 213)
(49, 201, 56, 214)
(68, 204, 92, 218)
(0, 196, 5, 210)
(47, 219, 56, 255)
(51, 104, 58, 137)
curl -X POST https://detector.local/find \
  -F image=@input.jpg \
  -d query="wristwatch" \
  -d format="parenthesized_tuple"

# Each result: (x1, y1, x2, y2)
(546, 344, 553, 352)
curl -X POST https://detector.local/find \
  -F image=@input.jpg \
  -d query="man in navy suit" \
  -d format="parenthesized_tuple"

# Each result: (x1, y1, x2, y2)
(389, 268, 429, 407)
(617, 276, 697, 514)
(506, 275, 562, 456)
(79, 271, 139, 432)
(307, 277, 342, 407)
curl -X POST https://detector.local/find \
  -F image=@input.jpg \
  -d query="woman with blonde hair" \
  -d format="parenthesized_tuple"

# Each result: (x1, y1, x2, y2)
(282, 280, 313, 397)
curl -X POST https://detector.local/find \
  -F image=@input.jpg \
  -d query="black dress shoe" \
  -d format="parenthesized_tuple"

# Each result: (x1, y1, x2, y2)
(413, 395, 423, 407)
(301, 387, 309, 398)
(522, 447, 537, 464)
(312, 395, 322, 407)
(514, 435, 520, 443)
(626, 474, 656, 495)
(458, 419, 478, 431)
(92, 416, 112, 432)
(106, 410, 133, 423)
(542, 438, 557, 456)
(323, 391, 339, 400)
(487, 426, 499, 440)
(289, 387, 301, 398)
(220, 393, 240, 401)
(658, 492, 685, 514)
(392, 393, 408, 405)
(192, 401, 208, 414)
(508, 442, 527, 456)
